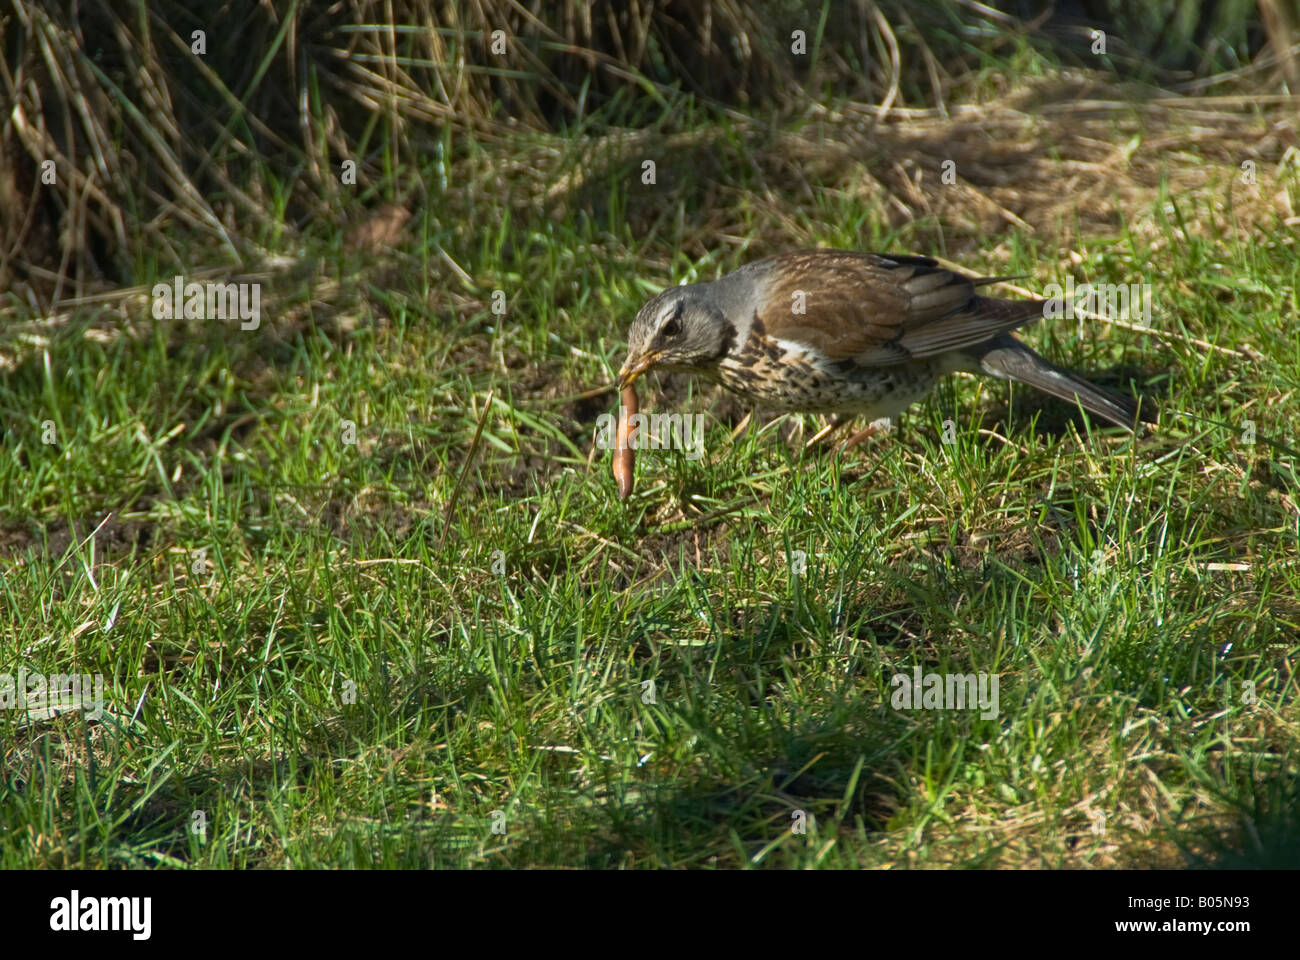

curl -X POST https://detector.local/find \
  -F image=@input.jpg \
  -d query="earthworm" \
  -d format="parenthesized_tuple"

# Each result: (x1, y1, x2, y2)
(614, 384, 638, 500)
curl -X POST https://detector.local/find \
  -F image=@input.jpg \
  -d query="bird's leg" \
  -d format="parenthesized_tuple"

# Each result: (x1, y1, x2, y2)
(804, 415, 853, 450)
(727, 411, 754, 445)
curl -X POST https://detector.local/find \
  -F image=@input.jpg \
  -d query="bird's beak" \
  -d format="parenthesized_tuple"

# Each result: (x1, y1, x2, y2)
(615, 351, 661, 390)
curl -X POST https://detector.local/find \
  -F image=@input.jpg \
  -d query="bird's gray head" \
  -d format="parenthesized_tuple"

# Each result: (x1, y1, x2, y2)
(616, 285, 734, 389)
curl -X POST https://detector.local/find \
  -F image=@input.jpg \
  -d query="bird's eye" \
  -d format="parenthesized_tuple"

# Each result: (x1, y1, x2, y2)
(661, 301, 684, 338)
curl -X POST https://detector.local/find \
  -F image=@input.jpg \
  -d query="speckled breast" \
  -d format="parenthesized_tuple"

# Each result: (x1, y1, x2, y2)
(716, 339, 942, 418)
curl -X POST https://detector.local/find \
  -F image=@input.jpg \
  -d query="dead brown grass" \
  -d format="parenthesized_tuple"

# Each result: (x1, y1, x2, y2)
(2, 0, 1295, 301)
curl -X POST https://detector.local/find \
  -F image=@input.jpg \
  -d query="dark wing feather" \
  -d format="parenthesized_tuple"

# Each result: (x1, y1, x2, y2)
(754, 251, 1043, 366)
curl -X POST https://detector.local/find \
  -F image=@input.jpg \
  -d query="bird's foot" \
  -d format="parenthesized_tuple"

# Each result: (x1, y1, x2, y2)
(839, 421, 884, 450)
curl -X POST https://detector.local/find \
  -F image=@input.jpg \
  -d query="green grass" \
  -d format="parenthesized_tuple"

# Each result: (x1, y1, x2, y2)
(2, 89, 1298, 869)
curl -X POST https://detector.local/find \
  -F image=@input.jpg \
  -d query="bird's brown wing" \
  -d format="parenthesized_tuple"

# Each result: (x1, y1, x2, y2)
(754, 251, 1043, 366)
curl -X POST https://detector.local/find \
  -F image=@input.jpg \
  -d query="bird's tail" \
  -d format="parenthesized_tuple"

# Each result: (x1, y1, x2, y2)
(970, 334, 1156, 430)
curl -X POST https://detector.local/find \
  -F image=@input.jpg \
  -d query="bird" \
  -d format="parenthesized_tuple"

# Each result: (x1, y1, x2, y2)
(615, 251, 1153, 438)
